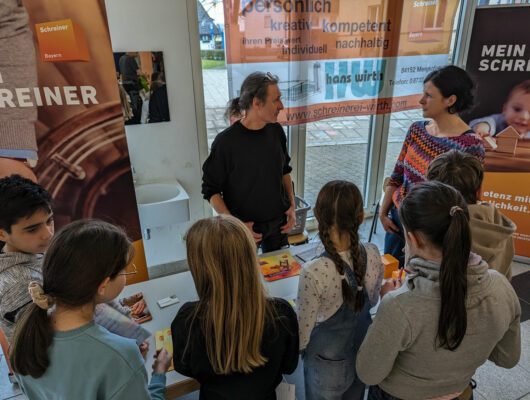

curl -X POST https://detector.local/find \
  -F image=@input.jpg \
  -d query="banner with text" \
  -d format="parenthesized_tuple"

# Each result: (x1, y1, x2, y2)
(223, 0, 459, 124)
(464, 6, 530, 258)
(0, 0, 140, 241)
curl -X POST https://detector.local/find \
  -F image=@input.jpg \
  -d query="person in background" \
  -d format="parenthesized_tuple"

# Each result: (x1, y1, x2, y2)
(0, 175, 147, 348)
(11, 219, 171, 399)
(379, 65, 485, 266)
(119, 52, 142, 125)
(148, 72, 169, 123)
(471, 80, 530, 139)
(427, 150, 516, 279)
(0, 0, 38, 180)
(0, 175, 53, 342)
(298, 180, 384, 400)
(357, 182, 521, 400)
(171, 215, 299, 400)
(202, 72, 296, 253)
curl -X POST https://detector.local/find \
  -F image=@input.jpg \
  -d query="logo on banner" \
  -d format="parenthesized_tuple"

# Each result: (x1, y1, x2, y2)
(35, 19, 90, 62)
(324, 59, 386, 99)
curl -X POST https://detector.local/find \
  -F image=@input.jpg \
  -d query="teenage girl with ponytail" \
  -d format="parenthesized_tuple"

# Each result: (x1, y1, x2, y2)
(357, 181, 521, 400)
(11, 220, 171, 399)
(297, 180, 384, 400)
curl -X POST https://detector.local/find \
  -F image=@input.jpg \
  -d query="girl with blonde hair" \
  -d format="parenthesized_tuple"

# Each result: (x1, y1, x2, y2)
(171, 215, 299, 400)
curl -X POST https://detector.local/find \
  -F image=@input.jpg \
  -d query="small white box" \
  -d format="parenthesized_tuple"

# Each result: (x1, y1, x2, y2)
(157, 295, 180, 308)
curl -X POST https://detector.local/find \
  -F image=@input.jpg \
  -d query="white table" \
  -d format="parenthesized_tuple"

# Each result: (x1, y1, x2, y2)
(121, 244, 316, 398)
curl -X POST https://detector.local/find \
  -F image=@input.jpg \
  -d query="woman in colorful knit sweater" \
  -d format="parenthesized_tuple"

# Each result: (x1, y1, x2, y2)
(379, 66, 484, 266)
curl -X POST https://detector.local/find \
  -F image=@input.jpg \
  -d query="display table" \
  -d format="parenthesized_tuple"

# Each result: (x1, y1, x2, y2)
(121, 243, 316, 399)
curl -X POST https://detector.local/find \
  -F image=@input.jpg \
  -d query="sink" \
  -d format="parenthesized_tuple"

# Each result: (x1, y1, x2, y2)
(135, 182, 190, 228)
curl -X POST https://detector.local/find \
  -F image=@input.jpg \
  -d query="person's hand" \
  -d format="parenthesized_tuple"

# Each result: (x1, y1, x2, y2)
(244, 221, 263, 242)
(379, 212, 399, 233)
(380, 278, 402, 298)
(152, 348, 171, 374)
(131, 299, 146, 315)
(281, 206, 296, 234)
(139, 340, 149, 360)
(473, 122, 491, 138)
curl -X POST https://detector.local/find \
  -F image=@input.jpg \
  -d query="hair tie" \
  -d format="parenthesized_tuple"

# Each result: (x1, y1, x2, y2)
(28, 281, 53, 310)
(449, 206, 463, 217)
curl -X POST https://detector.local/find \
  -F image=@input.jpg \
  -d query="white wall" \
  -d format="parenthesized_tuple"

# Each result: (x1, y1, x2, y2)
(105, 0, 207, 266)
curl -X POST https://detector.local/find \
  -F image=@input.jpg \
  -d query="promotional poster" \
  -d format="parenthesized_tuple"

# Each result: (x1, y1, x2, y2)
(223, 0, 459, 124)
(464, 5, 530, 258)
(0, 0, 140, 241)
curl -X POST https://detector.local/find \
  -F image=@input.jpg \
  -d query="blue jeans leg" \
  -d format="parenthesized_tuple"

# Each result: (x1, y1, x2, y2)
(383, 206, 405, 268)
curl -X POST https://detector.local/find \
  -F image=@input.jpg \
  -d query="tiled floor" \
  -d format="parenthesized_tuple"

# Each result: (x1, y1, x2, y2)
(2, 220, 529, 400)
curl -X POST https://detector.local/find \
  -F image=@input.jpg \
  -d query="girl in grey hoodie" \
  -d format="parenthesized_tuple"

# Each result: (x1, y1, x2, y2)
(356, 181, 521, 400)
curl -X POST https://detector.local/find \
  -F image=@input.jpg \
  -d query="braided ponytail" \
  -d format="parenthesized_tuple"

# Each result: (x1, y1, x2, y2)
(347, 227, 365, 311)
(315, 180, 365, 311)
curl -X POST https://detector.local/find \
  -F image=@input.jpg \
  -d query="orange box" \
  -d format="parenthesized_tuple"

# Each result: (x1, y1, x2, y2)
(381, 254, 399, 279)
(35, 19, 89, 62)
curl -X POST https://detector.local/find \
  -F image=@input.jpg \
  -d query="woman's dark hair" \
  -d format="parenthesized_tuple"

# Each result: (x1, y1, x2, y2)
(225, 72, 279, 118)
(427, 150, 484, 204)
(10, 219, 132, 378)
(399, 181, 471, 351)
(314, 180, 365, 311)
(424, 65, 475, 113)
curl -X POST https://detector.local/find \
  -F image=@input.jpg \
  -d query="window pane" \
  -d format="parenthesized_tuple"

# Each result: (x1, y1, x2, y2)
(304, 115, 373, 211)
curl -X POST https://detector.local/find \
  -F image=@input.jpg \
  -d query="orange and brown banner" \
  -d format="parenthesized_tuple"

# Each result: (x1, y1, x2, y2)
(223, 0, 459, 125)
(0, 0, 140, 241)
(464, 6, 530, 259)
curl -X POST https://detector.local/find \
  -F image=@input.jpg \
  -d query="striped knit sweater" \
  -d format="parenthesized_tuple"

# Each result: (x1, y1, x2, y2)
(0, 251, 42, 342)
(389, 121, 485, 207)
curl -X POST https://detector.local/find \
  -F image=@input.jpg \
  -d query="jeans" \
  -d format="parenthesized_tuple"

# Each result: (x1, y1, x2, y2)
(253, 214, 289, 253)
(383, 206, 405, 268)
(303, 293, 371, 400)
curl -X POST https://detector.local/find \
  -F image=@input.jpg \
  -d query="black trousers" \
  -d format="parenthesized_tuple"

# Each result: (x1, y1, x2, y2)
(252, 214, 289, 253)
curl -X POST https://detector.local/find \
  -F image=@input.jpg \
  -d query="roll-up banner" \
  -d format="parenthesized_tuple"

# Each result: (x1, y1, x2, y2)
(223, 0, 460, 125)
(464, 5, 530, 259)
(0, 0, 140, 241)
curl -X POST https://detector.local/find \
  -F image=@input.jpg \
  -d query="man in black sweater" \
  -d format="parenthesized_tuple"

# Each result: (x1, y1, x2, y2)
(202, 72, 296, 252)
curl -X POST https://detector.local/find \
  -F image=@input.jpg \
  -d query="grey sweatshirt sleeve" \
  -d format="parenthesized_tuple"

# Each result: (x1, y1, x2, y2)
(488, 284, 521, 368)
(0, 0, 38, 159)
(355, 293, 412, 385)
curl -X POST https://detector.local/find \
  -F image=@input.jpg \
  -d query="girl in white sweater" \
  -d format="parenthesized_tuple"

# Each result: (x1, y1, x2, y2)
(297, 180, 384, 400)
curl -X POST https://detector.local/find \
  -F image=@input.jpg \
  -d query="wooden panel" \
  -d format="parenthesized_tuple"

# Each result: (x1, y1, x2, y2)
(166, 378, 200, 399)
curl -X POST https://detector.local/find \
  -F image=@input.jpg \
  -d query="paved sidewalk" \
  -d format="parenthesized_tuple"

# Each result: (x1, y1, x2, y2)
(202, 67, 422, 207)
